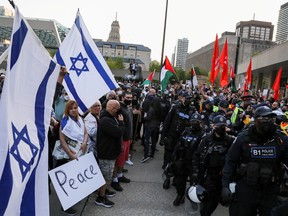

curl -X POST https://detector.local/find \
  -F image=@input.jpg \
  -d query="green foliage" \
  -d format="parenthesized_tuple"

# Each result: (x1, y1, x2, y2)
(106, 57, 125, 69)
(47, 49, 57, 58)
(174, 67, 186, 82)
(149, 60, 161, 72)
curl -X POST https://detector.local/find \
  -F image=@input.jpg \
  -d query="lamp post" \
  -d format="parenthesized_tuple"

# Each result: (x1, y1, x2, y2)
(160, 0, 169, 82)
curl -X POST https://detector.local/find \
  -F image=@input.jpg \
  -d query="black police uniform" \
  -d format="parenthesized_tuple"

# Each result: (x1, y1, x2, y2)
(192, 116, 235, 216)
(172, 114, 204, 205)
(161, 92, 195, 189)
(222, 107, 288, 216)
(161, 101, 195, 169)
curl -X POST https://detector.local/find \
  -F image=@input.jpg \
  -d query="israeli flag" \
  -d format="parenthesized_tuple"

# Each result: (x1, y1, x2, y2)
(55, 10, 119, 114)
(0, 6, 60, 216)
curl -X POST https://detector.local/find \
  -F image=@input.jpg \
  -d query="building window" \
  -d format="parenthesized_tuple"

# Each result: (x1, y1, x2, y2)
(242, 26, 249, 38)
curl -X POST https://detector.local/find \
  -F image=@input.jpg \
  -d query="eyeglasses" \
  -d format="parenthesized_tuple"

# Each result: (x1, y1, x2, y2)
(256, 116, 276, 122)
(92, 104, 101, 108)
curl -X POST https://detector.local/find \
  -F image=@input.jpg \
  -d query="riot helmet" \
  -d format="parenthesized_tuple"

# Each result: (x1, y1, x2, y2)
(186, 185, 208, 203)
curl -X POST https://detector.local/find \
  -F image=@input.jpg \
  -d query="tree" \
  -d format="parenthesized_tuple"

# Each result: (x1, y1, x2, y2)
(106, 57, 125, 69)
(149, 60, 161, 72)
(174, 67, 186, 82)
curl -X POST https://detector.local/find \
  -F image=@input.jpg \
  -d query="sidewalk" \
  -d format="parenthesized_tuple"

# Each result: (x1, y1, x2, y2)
(50, 139, 229, 215)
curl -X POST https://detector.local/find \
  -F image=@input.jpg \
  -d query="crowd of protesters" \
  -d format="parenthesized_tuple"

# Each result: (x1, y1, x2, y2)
(2, 67, 287, 216)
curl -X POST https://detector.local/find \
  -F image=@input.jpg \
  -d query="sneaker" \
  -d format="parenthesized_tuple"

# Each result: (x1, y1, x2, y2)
(125, 158, 134, 166)
(61, 207, 77, 216)
(140, 156, 150, 163)
(118, 176, 131, 183)
(111, 182, 123, 191)
(94, 196, 114, 208)
(105, 189, 116, 197)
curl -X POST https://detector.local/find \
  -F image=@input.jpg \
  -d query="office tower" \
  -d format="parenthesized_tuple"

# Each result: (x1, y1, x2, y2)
(174, 38, 189, 69)
(276, 2, 288, 43)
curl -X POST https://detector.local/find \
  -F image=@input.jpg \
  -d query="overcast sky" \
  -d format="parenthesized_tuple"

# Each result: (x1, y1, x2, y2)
(1, 0, 287, 62)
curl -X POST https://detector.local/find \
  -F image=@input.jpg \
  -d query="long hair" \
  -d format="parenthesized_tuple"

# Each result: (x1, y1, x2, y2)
(63, 100, 79, 120)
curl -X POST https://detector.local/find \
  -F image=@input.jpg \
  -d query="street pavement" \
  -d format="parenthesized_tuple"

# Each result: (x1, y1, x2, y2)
(49, 139, 229, 216)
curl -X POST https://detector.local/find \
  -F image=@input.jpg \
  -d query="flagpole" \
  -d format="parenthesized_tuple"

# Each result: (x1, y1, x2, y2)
(160, 0, 169, 83)
(191, 64, 194, 90)
(8, 0, 15, 8)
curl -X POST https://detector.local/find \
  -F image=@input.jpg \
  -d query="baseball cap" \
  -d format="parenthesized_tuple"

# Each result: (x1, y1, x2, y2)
(219, 100, 229, 108)
(190, 113, 205, 122)
(213, 115, 230, 126)
(253, 106, 277, 119)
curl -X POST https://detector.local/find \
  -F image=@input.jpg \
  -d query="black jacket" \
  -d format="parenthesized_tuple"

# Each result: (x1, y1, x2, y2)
(222, 125, 288, 187)
(97, 110, 125, 160)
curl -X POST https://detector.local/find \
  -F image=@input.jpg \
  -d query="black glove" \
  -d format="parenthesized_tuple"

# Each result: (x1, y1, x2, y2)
(221, 187, 232, 203)
(159, 136, 167, 146)
(190, 173, 198, 185)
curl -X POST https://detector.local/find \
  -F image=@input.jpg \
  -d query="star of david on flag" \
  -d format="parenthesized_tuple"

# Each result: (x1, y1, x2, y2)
(55, 10, 119, 114)
(10, 124, 39, 182)
(0, 5, 59, 216)
(70, 52, 89, 76)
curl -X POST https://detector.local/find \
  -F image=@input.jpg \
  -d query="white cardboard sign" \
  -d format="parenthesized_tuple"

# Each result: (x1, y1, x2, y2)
(49, 152, 105, 210)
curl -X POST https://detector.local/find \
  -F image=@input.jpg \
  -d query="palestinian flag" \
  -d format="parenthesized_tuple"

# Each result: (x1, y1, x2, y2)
(160, 56, 176, 91)
(141, 70, 155, 86)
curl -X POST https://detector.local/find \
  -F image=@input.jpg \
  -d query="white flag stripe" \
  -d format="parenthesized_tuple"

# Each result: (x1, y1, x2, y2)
(55, 10, 119, 113)
(0, 6, 59, 216)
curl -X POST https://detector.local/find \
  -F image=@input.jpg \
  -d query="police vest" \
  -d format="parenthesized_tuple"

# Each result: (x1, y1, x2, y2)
(201, 135, 230, 169)
(178, 129, 203, 160)
(239, 133, 286, 186)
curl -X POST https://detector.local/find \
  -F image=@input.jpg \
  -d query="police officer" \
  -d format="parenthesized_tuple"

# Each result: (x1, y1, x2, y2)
(160, 91, 195, 189)
(192, 115, 235, 216)
(222, 106, 288, 216)
(172, 113, 205, 206)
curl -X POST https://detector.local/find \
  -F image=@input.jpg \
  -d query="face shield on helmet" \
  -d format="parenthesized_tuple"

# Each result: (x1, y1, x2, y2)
(186, 185, 208, 203)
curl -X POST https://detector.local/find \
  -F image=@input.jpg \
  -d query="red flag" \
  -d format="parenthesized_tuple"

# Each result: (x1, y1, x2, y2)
(230, 65, 235, 79)
(219, 38, 229, 87)
(210, 34, 220, 84)
(244, 59, 252, 93)
(272, 67, 283, 101)
(147, 70, 155, 81)
(245, 59, 252, 84)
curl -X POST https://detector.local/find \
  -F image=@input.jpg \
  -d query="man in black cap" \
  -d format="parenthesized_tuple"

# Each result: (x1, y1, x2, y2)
(192, 115, 235, 215)
(222, 106, 288, 216)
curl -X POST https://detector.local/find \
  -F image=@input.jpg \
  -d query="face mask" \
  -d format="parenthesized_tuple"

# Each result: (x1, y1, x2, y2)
(184, 100, 191, 107)
(117, 91, 123, 95)
(191, 122, 201, 131)
(124, 99, 132, 106)
(148, 94, 155, 99)
(63, 95, 69, 101)
(257, 121, 276, 136)
(214, 126, 226, 137)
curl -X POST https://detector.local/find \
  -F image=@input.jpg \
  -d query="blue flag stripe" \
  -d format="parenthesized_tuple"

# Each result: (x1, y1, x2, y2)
(64, 75, 88, 113)
(74, 17, 117, 90)
(20, 60, 57, 215)
(10, 20, 28, 70)
(55, 50, 65, 67)
(0, 19, 29, 214)
(0, 152, 13, 215)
